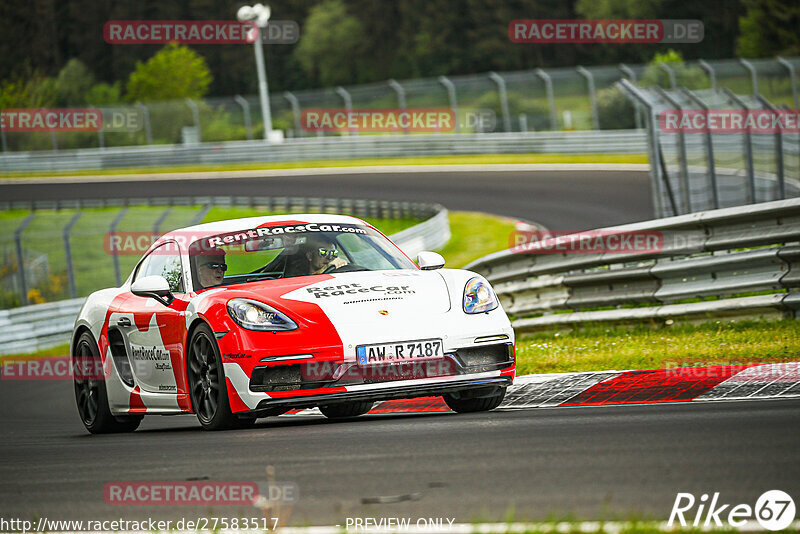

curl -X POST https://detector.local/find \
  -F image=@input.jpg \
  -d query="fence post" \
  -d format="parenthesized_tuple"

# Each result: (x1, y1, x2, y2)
(698, 60, 717, 92)
(519, 114, 528, 132)
(617, 79, 670, 218)
(335, 86, 354, 136)
(680, 87, 719, 210)
(619, 64, 643, 129)
(152, 208, 172, 239)
(283, 91, 302, 137)
(576, 66, 599, 130)
(50, 131, 58, 151)
(388, 79, 409, 134)
(136, 102, 153, 145)
(63, 212, 82, 299)
(437, 76, 459, 133)
(14, 213, 35, 306)
(723, 88, 756, 204)
(185, 98, 201, 142)
(777, 57, 798, 110)
(488, 72, 511, 132)
(98, 127, 105, 149)
(739, 58, 760, 97)
(0, 110, 7, 152)
(234, 95, 254, 141)
(757, 95, 786, 200)
(535, 69, 558, 131)
(655, 86, 691, 214)
(109, 207, 128, 286)
(659, 63, 677, 89)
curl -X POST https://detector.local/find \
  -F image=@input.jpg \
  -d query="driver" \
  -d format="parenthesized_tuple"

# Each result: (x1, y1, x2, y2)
(300, 235, 347, 275)
(195, 248, 227, 288)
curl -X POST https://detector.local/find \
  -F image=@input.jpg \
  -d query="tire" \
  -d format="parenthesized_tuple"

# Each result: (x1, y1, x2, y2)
(187, 324, 242, 431)
(319, 401, 373, 419)
(73, 331, 143, 434)
(443, 387, 506, 413)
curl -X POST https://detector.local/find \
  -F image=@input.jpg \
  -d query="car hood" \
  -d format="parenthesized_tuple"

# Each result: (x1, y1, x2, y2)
(278, 269, 452, 318)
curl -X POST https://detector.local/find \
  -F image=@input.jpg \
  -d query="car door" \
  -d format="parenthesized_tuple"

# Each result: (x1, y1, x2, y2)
(116, 242, 191, 396)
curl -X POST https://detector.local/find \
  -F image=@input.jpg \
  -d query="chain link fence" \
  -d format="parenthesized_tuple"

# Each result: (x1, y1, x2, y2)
(2, 57, 798, 153)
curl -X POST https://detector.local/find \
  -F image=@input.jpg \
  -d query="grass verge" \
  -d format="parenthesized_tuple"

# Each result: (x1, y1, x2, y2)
(0, 153, 648, 179)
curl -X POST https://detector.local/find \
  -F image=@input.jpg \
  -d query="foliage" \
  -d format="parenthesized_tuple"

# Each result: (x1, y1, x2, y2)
(0, 74, 57, 108)
(294, 0, 366, 86)
(126, 44, 212, 102)
(639, 50, 707, 89)
(596, 87, 636, 130)
(55, 59, 94, 106)
(737, 0, 800, 57)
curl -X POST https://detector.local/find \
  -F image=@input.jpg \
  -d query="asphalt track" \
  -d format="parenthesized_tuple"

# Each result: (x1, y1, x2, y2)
(0, 169, 653, 229)
(0, 378, 798, 525)
(1, 169, 798, 527)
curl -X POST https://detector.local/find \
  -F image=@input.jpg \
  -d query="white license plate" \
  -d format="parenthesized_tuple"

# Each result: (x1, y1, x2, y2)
(357, 339, 443, 365)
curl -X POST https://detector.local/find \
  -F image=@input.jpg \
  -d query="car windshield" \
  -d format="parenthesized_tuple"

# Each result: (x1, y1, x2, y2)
(188, 222, 417, 289)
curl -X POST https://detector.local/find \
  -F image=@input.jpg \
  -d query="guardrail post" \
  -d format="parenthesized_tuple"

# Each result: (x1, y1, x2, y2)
(14, 213, 35, 306)
(724, 89, 756, 204)
(519, 114, 528, 132)
(335, 86, 354, 136)
(234, 95, 254, 141)
(777, 57, 798, 110)
(659, 63, 677, 89)
(698, 60, 717, 91)
(577, 66, 600, 130)
(185, 98, 201, 142)
(136, 102, 153, 145)
(488, 72, 511, 132)
(535, 69, 558, 131)
(283, 91, 302, 137)
(437, 76, 459, 133)
(739, 58, 760, 97)
(757, 95, 786, 200)
(619, 64, 643, 129)
(617, 79, 673, 218)
(63, 212, 82, 299)
(109, 208, 128, 286)
(50, 131, 58, 151)
(97, 127, 105, 148)
(655, 87, 691, 213)
(152, 208, 172, 240)
(680, 87, 719, 209)
(388, 79, 408, 134)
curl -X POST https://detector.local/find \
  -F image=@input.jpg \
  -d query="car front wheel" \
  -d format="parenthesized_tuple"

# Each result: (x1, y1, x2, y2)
(319, 401, 373, 419)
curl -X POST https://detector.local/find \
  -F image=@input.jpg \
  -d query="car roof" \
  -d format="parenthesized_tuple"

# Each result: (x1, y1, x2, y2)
(162, 213, 371, 239)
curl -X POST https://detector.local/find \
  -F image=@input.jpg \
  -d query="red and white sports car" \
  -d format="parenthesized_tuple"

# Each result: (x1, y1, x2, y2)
(71, 214, 515, 432)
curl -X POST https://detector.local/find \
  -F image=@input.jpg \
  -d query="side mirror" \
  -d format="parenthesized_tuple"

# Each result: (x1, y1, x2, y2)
(417, 251, 445, 270)
(131, 275, 174, 306)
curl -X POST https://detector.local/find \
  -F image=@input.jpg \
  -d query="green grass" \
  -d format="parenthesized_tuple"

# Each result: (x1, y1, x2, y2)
(436, 211, 516, 268)
(515, 320, 800, 375)
(0, 153, 648, 179)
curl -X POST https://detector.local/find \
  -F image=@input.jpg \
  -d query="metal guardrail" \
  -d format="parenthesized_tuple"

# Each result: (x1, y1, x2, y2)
(465, 198, 800, 331)
(0, 130, 647, 172)
(0, 199, 449, 355)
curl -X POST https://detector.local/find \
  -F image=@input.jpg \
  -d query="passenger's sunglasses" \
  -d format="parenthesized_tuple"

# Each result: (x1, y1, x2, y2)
(202, 262, 227, 271)
(318, 248, 339, 259)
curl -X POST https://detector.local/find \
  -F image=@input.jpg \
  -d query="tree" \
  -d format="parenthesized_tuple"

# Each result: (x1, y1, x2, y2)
(294, 0, 366, 86)
(737, 0, 800, 57)
(126, 43, 212, 102)
(640, 50, 706, 89)
(55, 59, 94, 106)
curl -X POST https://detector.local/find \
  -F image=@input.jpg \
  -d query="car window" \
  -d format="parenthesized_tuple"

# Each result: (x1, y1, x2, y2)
(134, 242, 184, 293)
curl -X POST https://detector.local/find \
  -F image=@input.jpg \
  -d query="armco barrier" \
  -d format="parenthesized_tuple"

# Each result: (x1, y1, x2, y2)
(465, 198, 800, 331)
(0, 199, 449, 355)
(0, 130, 647, 173)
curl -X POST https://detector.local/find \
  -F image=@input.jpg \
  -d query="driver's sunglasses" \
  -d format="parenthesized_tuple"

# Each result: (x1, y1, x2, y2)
(203, 262, 227, 271)
(318, 248, 339, 259)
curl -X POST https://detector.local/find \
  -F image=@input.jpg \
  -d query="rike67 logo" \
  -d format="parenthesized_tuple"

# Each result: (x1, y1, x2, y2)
(669, 490, 796, 531)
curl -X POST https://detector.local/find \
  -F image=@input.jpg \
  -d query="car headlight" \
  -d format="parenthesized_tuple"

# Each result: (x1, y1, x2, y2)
(227, 298, 298, 331)
(463, 277, 499, 314)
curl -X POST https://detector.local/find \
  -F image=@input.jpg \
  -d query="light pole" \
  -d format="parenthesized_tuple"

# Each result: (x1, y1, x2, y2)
(237, 3, 273, 141)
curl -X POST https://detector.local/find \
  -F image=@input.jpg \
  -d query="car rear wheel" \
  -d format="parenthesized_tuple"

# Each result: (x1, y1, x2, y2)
(319, 401, 373, 419)
(73, 331, 143, 434)
(187, 324, 243, 431)
(443, 387, 506, 413)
